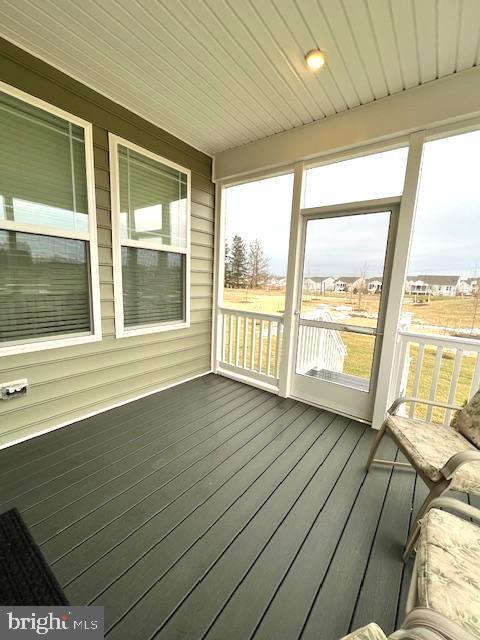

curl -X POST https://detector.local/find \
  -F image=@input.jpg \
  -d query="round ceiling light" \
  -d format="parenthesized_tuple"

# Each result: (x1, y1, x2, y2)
(305, 49, 326, 71)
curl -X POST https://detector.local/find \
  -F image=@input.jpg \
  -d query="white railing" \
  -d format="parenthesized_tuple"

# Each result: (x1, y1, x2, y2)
(394, 330, 480, 424)
(296, 308, 347, 375)
(217, 307, 284, 386)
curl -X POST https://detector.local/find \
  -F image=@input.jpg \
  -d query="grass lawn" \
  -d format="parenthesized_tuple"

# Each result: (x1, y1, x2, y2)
(222, 288, 478, 422)
(223, 288, 480, 332)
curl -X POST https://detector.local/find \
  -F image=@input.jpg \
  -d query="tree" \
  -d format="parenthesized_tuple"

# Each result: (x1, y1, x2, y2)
(354, 262, 369, 311)
(248, 238, 269, 289)
(230, 233, 249, 288)
(224, 239, 233, 288)
(471, 285, 480, 334)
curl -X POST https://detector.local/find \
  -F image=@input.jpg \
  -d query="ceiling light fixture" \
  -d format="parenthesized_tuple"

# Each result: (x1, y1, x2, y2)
(305, 49, 326, 71)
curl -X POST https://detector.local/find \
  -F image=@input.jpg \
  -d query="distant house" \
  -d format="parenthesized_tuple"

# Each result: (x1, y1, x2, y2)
(406, 275, 460, 297)
(302, 278, 317, 292)
(458, 277, 479, 296)
(310, 276, 335, 293)
(267, 275, 287, 290)
(367, 277, 382, 294)
(334, 276, 365, 293)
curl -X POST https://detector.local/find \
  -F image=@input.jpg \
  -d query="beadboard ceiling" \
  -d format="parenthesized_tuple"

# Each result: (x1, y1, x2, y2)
(1, 0, 479, 156)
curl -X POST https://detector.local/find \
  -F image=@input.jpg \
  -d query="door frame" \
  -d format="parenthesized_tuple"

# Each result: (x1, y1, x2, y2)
(287, 197, 400, 423)
(213, 132, 426, 428)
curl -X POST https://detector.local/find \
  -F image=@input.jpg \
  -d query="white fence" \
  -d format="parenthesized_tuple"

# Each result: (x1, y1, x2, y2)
(394, 330, 480, 424)
(296, 308, 346, 375)
(217, 307, 284, 386)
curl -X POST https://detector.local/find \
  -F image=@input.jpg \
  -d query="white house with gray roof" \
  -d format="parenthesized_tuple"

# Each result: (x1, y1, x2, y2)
(405, 275, 460, 296)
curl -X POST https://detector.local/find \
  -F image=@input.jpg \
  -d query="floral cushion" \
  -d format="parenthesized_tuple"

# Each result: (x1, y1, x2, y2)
(456, 390, 480, 449)
(417, 508, 480, 639)
(340, 623, 387, 640)
(386, 415, 480, 493)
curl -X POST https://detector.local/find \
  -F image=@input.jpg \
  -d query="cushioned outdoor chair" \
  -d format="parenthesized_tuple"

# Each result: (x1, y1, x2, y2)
(341, 608, 474, 640)
(404, 497, 480, 640)
(366, 390, 480, 538)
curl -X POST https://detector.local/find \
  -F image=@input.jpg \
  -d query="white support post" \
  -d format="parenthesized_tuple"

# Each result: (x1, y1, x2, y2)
(278, 161, 305, 397)
(211, 181, 226, 373)
(371, 131, 426, 430)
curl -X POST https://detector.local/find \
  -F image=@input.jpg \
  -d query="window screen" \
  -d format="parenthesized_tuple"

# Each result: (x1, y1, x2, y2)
(0, 88, 96, 351)
(304, 148, 408, 208)
(113, 139, 189, 334)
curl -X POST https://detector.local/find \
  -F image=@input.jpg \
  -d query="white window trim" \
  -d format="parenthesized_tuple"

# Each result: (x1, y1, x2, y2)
(109, 134, 191, 338)
(0, 80, 102, 358)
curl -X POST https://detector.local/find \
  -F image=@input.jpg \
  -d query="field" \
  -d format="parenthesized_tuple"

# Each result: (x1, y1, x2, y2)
(222, 288, 479, 422)
(223, 288, 480, 332)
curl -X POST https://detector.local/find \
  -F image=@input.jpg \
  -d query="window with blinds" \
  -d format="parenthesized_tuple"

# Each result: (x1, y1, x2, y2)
(0, 85, 100, 354)
(110, 137, 190, 337)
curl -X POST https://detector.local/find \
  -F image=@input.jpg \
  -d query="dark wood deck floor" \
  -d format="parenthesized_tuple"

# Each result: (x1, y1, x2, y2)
(0, 374, 430, 639)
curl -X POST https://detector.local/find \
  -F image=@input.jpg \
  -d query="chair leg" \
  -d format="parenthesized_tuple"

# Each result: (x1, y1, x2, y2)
(366, 420, 388, 471)
(403, 521, 422, 562)
(402, 480, 450, 561)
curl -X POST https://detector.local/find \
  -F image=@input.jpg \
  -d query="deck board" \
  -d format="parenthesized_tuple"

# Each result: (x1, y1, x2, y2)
(0, 374, 424, 640)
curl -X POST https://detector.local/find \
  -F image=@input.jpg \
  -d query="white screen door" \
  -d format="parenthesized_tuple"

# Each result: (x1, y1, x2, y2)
(290, 201, 398, 422)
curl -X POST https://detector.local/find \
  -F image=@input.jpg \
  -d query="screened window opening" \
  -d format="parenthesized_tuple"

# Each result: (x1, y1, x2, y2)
(112, 137, 190, 335)
(304, 147, 408, 208)
(0, 86, 99, 353)
(402, 130, 480, 335)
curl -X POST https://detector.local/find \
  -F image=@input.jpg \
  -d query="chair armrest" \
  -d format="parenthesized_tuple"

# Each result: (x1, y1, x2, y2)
(387, 397, 462, 416)
(441, 450, 480, 480)
(422, 496, 480, 525)
(401, 607, 475, 640)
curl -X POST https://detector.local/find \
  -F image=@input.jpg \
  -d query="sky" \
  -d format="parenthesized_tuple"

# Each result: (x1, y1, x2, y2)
(224, 131, 480, 278)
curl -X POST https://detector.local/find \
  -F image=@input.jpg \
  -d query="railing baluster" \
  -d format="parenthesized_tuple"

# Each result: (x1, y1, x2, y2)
(250, 318, 256, 371)
(409, 343, 425, 418)
(274, 322, 281, 379)
(445, 349, 463, 425)
(393, 330, 480, 424)
(266, 321, 272, 377)
(426, 346, 444, 422)
(258, 320, 264, 373)
(216, 309, 284, 383)
(242, 316, 248, 369)
(221, 311, 226, 364)
(228, 314, 233, 365)
(234, 315, 240, 367)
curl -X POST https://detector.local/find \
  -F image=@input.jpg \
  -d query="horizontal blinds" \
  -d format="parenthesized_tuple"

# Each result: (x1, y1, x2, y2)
(0, 90, 88, 230)
(118, 145, 187, 246)
(0, 230, 91, 342)
(121, 246, 184, 327)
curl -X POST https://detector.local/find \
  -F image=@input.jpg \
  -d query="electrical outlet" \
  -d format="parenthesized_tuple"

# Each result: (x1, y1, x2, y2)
(0, 379, 28, 400)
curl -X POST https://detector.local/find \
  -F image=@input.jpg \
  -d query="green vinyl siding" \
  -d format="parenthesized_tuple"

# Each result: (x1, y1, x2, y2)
(0, 38, 214, 447)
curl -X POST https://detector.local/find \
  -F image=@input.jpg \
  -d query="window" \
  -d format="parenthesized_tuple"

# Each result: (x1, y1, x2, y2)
(304, 147, 408, 208)
(0, 82, 100, 356)
(110, 136, 190, 336)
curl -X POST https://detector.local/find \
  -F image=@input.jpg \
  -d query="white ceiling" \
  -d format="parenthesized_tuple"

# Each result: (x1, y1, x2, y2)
(1, 0, 479, 156)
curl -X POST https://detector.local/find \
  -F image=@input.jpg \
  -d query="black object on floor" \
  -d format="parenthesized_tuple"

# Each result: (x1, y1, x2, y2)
(0, 507, 69, 605)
